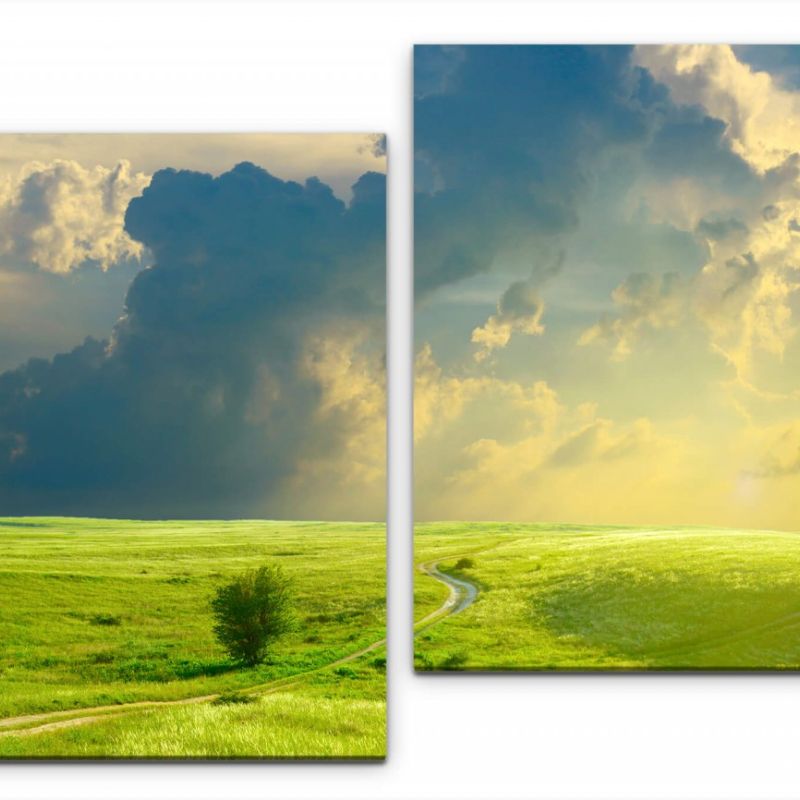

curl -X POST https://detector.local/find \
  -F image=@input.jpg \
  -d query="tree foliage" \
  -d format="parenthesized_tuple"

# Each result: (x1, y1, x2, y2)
(211, 565, 295, 666)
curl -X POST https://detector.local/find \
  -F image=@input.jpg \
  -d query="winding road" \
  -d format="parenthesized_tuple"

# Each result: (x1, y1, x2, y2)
(0, 558, 479, 739)
(415, 559, 479, 630)
(0, 635, 388, 739)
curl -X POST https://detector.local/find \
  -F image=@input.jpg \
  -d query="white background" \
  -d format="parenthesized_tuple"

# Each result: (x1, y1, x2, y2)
(3, 1, 800, 798)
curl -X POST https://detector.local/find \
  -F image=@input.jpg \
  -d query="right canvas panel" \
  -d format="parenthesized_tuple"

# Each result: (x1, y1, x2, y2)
(414, 44, 800, 671)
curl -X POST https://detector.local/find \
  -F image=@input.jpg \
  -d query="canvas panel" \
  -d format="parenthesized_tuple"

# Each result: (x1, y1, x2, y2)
(0, 133, 386, 757)
(414, 44, 800, 671)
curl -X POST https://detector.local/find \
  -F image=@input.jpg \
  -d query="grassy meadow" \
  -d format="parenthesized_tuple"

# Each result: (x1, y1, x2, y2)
(0, 517, 385, 758)
(415, 522, 800, 671)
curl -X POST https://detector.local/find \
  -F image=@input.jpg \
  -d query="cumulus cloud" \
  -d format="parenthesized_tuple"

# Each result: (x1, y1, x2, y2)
(634, 44, 800, 173)
(416, 46, 763, 361)
(414, 45, 652, 297)
(577, 48, 800, 382)
(581, 205, 800, 379)
(415, 45, 800, 526)
(694, 200, 800, 383)
(470, 249, 564, 361)
(0, 159, 150, 273)
(471, 280, 545, 361)
(0, 162, 385, 518)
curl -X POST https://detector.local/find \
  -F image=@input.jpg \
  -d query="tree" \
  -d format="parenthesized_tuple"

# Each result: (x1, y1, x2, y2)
(211, 565, 295, 666)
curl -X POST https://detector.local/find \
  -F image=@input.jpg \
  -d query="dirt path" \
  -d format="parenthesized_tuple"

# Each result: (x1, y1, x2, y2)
(1, 555, 482, 740)
(0, 604, 395, 739)
(415, 558, 479, 630)
(0, 635, 387, 739)
(0, 695, 216, 732)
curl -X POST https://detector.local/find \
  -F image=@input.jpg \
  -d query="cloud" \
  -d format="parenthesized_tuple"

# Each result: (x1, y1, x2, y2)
(577, 49, 800, 382)
(0, 159, 150, 273)
(580, 209, 800, 378)
(414, 339, 800, 528)
(634, 44, 800, 173)
(749, 452, 800, 479)
(743, 422, 800, 479)
(471, 280, 545, 361)
(414, 343, 563, 444)
(414, 346, 697, 523)
(299, 323, 385, 487)
(644, 106, 754, 187)
(694, 205, 800, 382)
(414, 46, 800, 527)
(578, 272, 688, 360)
(364, 134, 387, 158)
(0, 259, 141, 374)
(470, 249, 565, 361)
(547, 417, 661, 468)
(414, 45, 652, 296)
(0, 134, 386, 203)
(733, 46, 800, 90)
(416, 45, 761, 364)
(695, 215, 748, 242)
(0, 162, 385, 518)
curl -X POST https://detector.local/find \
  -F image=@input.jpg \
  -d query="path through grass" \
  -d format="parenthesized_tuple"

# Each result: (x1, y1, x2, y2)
(0, 517, 385, 757)
(415, 522, 800, 670)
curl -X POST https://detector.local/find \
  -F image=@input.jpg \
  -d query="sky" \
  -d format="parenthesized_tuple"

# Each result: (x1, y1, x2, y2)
(0, 134, 386, 519)
(415, 45, 800, 530)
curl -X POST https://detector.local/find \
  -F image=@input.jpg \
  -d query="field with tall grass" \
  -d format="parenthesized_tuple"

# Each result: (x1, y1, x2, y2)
(0, 517, 385, 758)
(415, 522, 800, 671)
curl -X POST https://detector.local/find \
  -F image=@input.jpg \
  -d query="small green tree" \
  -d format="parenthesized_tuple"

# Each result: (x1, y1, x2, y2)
(211, 565, 295, 666)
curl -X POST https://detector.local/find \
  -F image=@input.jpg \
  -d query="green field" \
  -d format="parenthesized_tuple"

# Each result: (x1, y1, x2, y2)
(0, 517, 385, 758)
(415, 522, 800, 670)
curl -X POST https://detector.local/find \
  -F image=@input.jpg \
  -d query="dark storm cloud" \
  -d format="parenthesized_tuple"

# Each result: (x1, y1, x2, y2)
(0, 163, 385, 517)
(414, 45, 758, 299)
(414, 45, 650, 295)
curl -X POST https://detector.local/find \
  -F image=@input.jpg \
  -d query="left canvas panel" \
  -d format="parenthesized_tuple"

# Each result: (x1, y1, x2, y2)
(0, 133, 387, 759)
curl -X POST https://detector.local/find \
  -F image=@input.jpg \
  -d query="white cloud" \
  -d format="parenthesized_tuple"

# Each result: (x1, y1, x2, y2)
(635, 44, 800, 174)
(0, 159, 150, 274)
(579, 48, 800, 386)
(0, 134, 385, 202)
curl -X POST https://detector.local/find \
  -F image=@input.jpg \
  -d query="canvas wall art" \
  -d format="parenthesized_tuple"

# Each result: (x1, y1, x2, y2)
(0, 134, 386, 757)
(414, 44, 800, 670)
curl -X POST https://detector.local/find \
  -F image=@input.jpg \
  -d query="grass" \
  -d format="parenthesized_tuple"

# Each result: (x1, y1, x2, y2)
(415, 522, 800, 670)
(0, 517, 385, 758)
(0, 660, 386, 759)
